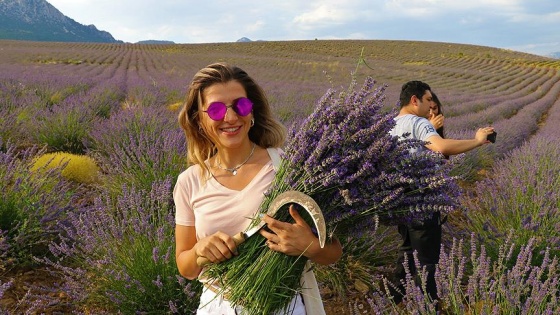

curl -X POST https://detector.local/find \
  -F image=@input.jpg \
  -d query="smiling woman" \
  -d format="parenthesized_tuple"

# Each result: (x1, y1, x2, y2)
(173, 62, 343, 314)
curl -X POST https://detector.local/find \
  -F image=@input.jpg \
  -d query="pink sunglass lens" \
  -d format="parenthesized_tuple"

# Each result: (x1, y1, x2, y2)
(206, 102, 227, 120)
(234, 97, 253, 116)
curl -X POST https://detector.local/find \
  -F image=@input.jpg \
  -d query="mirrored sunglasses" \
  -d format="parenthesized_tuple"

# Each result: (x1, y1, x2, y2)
(203, 97, 253, 121)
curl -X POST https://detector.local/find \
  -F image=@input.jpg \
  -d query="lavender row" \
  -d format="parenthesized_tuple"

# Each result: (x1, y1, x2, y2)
(443, 67, 551, 115)
(0, 140, 80, 269)
(88, 105, 187, 194)
(533, 80, 560, 139)
(451, 90, 560, 263)
(457, 135, 560, 263)
(428, 58, 529, 94)
(350, 235, 560, 314)
(446, 74, 560, 161)
(445, 68, 558, 126)
(455, 62, 547, 94)
(35, 178, 202, 314)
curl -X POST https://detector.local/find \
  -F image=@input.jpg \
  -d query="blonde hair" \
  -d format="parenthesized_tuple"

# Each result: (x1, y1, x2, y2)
(178, 62, 286, 177)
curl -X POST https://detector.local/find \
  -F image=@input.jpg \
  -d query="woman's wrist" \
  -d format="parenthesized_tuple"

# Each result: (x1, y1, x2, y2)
(302, 236, 321, 260)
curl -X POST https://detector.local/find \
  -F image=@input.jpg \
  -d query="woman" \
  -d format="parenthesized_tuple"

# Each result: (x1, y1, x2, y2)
(428, 91, 445, 138)
(173, 62, 342, 314)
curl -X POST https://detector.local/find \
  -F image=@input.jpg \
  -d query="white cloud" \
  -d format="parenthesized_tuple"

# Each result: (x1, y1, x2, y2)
(383, 0, 523, 18)
(508, 9, 560, 23)
(246, 20, 266, 33)
(294, 6, 336, 24)
(458, 16, 485, 25)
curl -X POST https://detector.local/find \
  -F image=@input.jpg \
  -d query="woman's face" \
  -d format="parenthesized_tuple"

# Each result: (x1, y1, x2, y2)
(429, 101, 440, 117)
(199, 81, 253, 150)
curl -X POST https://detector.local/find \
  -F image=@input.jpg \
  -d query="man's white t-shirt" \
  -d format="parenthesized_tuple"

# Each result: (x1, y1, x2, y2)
(389, 114, 439, 152)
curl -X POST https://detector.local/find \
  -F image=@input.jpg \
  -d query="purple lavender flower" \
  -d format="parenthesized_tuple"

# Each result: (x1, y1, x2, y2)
(39, 178, 202, 313)
(0, 140, 78, 268)
(0, 280, 14, 300)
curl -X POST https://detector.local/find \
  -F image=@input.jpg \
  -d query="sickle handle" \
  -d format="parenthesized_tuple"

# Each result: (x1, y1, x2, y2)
(196, 232, 246, 267)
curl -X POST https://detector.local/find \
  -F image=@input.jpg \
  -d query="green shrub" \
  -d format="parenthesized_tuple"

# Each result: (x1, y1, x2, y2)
(89, 107, 185, 196)
(316, 224, 399, 298)
(0, 142, 77, 268)
(31, 103, 96, 154)
(31, 152, 100, 184)
(43, 178, 201, 313)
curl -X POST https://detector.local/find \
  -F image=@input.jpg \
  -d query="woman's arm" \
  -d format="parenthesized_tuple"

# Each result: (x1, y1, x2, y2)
(175, 225, 241, 280)
(303, 235, 343, 265)
(175, 225, 202, 280)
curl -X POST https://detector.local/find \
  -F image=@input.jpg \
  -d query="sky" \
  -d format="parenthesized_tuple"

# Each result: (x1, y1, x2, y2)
(47, 0, 560, 57)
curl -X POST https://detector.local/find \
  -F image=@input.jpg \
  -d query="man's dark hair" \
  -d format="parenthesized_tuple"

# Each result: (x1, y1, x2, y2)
(399, 80, 431, 108)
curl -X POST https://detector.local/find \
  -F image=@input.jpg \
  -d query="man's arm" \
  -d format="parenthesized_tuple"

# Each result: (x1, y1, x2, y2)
(425, 127, 493, 156)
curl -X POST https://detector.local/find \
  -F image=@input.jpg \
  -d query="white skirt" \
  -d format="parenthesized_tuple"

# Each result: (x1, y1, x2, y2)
(196, 287, 306, 315)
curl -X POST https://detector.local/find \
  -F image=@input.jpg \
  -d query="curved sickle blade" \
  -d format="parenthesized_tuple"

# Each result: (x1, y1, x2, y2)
(268, 191, 326, 248)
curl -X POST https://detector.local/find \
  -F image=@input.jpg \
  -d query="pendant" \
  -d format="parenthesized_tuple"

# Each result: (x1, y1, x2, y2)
(232, 170, 237, 175)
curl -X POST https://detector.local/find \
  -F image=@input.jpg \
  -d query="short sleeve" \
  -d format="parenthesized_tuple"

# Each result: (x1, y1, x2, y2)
(173, 168, 196, 226)
(415, 117, 439, 141)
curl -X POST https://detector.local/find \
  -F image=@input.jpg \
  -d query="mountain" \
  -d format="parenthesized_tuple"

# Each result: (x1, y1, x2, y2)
(550, 52, 560, 59)
(0, 0, 120, 43)
(236, 37, 266, 43)
(136, 40, 175, 45)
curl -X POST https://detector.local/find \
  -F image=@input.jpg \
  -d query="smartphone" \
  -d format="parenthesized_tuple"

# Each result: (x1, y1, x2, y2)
(487, 131, 497, 143)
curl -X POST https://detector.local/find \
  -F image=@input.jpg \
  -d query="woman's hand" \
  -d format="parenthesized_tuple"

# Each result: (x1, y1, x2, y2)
(429, 112, 445, 129)
(259, 205, 317, 256)
(260, 205, 342, 265)
(194, 231, 239, 264)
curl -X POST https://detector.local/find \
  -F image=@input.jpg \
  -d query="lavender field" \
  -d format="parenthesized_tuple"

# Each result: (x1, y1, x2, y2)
(1, 39, 559, 314)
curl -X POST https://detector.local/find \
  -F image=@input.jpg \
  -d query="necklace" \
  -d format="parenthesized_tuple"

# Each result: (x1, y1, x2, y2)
(216, 143, 256, 175)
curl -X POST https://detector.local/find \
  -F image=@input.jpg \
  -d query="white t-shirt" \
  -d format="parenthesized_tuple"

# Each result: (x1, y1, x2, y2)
(173, 147, 323, 315)
(389, 114, 439, 152)
(173, 148, 277, 240)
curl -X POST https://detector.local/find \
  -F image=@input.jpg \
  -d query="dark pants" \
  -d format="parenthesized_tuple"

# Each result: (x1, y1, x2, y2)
(391, 212, 442, 304)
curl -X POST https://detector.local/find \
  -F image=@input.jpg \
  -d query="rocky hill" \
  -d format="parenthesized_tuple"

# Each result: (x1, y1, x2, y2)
(0, 0, 120, 43)
(136, 40, 175, 45)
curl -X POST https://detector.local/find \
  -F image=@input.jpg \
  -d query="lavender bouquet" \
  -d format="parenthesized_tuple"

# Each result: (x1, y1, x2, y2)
(202, 77, 460, 314)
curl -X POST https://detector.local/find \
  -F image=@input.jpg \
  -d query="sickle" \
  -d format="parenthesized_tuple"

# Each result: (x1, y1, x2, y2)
(196, 191, 327, 266)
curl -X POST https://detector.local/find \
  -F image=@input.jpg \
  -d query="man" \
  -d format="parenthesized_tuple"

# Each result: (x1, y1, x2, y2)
(389, 80, 494, 304)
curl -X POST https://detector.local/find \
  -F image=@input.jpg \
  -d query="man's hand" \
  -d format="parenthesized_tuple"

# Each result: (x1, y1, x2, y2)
(475, 127, 495, 145)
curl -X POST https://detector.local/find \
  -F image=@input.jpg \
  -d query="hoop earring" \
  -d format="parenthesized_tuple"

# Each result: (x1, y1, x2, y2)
(250, 118, 255, 127)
